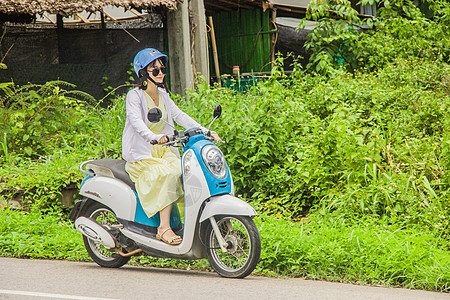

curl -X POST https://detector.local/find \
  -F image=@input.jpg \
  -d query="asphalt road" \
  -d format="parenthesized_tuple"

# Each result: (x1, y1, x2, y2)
(0, 257, 448, 300)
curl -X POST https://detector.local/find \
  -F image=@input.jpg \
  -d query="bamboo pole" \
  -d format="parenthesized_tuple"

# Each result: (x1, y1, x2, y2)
(76, 13, 91, 23)
(101, 9, 117, 21)
(270, 8, 277, 69)
(208, 16, 221, 87)
(43, 14, 56, 25)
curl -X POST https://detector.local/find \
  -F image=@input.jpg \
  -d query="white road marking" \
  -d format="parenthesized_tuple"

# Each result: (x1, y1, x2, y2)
(0, 289, 120, 300)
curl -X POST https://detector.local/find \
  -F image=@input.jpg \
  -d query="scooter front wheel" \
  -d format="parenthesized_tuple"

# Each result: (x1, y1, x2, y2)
(82, 203, 130, 268)
(205, 215, 261, 278)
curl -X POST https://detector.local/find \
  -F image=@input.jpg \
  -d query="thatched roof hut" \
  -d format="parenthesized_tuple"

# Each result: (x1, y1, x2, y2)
(0, 0, 178, 17)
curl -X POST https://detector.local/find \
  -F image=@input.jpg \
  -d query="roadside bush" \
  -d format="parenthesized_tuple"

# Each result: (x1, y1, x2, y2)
(2, 208, 450, 292)
(302, 0, 450, 74)
(0, 82, 124, 209)
(179, 57, 449, 224)
(1, 55, 448, 226)
(0, 81, 94, 157)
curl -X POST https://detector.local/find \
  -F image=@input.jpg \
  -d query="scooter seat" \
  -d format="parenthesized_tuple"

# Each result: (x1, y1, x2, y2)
(86, 159, 136, 191)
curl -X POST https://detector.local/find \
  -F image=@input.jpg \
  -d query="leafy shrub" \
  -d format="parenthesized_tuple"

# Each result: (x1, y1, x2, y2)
(0, 81, 94, 157)
(356, 15, 450, 72)
(0, 0, 448, 249)
(178, 56, 449, 225)
(0, 82, 125, 209)
(1, 56, 448, 227)
(301, 0, 450, 74)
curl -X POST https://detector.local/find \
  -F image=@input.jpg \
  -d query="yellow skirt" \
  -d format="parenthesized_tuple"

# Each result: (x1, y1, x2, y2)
(125, 145, 183, 218)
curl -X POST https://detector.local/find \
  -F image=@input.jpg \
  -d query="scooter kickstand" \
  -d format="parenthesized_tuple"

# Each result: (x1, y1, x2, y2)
(209, 216, 228, 252)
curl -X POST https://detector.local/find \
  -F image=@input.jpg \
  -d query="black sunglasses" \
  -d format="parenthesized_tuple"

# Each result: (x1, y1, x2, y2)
(149, 66, 167, 77)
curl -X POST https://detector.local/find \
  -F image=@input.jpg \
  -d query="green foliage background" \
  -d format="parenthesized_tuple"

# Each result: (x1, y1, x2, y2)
(0, 0, 450, 292)
(179, 57, 449, 227)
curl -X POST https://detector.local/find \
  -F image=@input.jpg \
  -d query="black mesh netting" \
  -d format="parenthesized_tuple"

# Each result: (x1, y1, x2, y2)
(1, 25, 165, 100)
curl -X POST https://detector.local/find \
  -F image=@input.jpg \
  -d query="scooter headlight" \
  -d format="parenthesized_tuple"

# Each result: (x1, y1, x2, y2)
(201, 145, 226, 179)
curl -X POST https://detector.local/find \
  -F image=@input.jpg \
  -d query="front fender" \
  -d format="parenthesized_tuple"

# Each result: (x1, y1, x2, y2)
(199, 194, 257, 222)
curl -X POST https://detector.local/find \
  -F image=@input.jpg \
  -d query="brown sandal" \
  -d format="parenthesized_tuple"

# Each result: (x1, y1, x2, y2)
(156, 228, 182, 245)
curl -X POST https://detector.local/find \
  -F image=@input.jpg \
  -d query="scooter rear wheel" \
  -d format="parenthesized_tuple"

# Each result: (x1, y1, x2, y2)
(82, 203, 130, 268)
(205, 215, 261, 278)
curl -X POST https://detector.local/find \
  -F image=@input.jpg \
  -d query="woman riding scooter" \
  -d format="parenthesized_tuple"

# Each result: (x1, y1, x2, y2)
(122, 48, 221, 245)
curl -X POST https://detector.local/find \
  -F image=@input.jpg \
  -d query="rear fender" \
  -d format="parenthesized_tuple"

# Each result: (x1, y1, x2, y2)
(79, 176, 137, 220)
(68, 198, 90, 221)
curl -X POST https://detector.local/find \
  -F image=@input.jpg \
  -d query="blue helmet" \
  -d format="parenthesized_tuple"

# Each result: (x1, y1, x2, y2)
(133, 48, 168, 77)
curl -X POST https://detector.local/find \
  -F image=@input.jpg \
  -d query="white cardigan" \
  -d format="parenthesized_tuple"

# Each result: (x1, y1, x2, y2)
(122, 87, 207, 162)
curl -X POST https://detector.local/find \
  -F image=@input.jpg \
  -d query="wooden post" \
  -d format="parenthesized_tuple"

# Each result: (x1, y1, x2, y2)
(100, 12, 106, 29)
(56, 14, 64, 30)
(100, 12, 107, 63)
(270, 8, 277, 69)
(190, 0, 209, 84)
(208, 16, 221, 87)
(167, 0, 193, 96)
(56, 14, 64, 64)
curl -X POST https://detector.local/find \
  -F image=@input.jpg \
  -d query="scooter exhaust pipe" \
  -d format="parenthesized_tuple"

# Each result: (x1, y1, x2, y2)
(75, 217, 116, 249)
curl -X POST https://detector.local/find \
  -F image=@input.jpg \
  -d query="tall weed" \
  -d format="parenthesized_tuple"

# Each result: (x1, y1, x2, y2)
(178, 56, 449, 226)
(0, 82, 125, 208)
(0, 81, 95, 157)
(302, 0, 450, 74)
(2, 207, 449, 292)
(0, 208, 87, 260)
(257, 213, 450, 291)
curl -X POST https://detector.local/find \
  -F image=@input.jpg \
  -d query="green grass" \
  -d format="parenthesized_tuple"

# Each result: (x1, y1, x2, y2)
(0, 209, 87, 260)
(1, 208, 449, 292)
(255, 213, 450, 291)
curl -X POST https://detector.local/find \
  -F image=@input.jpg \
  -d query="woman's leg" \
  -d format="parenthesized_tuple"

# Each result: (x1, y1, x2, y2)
(158, 204, 182, 243)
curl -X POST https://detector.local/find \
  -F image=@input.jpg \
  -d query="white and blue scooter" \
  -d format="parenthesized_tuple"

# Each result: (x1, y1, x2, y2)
(69, 105, 261, 278)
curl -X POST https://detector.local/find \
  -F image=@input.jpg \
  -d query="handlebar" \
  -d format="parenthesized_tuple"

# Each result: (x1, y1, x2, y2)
(151, 131, 223, 147)
(150, 135, 170, 145)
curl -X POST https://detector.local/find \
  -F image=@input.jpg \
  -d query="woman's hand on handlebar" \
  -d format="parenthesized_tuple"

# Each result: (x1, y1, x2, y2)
(211, 132, 222, 143)
(158, 135, 169, 145)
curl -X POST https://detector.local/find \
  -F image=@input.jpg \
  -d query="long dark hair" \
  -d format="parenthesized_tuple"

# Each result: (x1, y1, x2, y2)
(137, 59, 169, 92)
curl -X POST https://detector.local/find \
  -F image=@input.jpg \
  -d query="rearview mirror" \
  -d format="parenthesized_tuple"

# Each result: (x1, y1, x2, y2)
(148, 108, 162, 123)
(213, 104, 222, 119)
